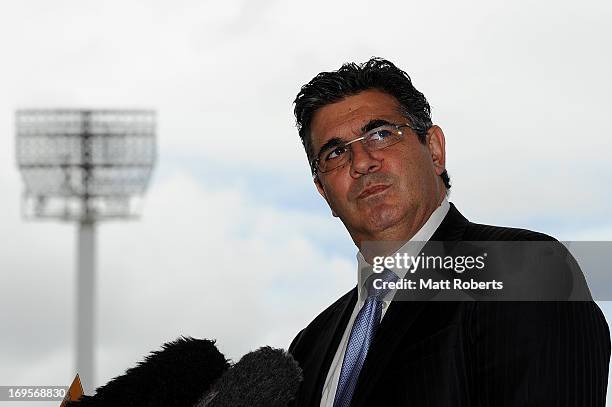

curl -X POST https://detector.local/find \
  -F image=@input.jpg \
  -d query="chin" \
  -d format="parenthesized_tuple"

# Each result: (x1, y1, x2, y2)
(364, 204, 406, 233)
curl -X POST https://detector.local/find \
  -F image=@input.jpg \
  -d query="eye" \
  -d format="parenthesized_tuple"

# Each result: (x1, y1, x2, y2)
(324, 145, 348, 161)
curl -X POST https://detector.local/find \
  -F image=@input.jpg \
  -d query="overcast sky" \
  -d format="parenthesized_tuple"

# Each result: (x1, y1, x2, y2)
(0, 0, 611, 405)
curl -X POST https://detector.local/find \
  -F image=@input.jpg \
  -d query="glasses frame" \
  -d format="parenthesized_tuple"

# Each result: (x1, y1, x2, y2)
(311, 122, 418, 177)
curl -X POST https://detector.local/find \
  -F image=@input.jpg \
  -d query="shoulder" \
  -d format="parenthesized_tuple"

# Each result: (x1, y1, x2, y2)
(440, 203, 558, 242)
(464, 220, 557, 242)
(463, 221, 591, 300)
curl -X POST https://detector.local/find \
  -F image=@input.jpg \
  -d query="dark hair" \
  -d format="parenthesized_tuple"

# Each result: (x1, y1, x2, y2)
(293, 57, 450, 190)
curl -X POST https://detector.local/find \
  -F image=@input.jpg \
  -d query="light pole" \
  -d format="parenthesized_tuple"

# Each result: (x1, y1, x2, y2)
(15, 109, 156, 394)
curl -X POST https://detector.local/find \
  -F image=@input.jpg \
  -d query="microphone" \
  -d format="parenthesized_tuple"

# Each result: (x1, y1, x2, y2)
(195, 346, 303, 407)
(67, 336, 229, 407)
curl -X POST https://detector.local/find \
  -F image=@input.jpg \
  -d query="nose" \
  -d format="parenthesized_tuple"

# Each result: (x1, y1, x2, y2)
(349, 142, 381, 177)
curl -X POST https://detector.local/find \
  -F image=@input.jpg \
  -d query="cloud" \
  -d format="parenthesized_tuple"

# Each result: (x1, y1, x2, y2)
(0, 0, 610, 404)
(0, 166, 355, 394)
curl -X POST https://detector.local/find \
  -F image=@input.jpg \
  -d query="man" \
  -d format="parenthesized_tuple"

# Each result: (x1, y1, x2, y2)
(288, 58, 610, 406)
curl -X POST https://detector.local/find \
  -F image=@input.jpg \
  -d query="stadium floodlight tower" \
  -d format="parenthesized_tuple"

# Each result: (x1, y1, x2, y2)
(15, 109, 156, 394)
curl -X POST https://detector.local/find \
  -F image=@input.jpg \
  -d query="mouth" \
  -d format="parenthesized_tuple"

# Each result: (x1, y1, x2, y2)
(357, 184, 390, 199)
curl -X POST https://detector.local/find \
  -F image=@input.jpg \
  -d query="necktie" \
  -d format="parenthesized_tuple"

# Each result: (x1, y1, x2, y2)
(333, 268, 398, 407)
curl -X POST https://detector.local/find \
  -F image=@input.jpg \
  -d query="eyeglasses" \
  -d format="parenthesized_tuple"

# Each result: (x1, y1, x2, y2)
(312, 123, 417, 175)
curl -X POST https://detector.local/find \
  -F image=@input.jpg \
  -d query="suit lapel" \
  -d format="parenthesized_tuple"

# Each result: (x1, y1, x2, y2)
(351, 300, 429, 406)
(298, 288, 357, 407)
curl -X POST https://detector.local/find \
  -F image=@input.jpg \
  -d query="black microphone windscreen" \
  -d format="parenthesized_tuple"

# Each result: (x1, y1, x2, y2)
(196, 346, 302, 407)
(68, 336, 229, 407)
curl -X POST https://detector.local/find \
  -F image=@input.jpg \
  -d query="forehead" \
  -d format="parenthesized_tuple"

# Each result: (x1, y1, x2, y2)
(310, 89, 403, 150)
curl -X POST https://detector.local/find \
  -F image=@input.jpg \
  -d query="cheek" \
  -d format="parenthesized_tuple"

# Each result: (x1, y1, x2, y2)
(393, 153, 432, 191)
(322, 179, 350, 208)
(334, 187, 353, 208)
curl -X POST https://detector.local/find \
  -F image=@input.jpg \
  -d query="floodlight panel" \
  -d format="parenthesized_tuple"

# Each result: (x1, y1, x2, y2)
(19, 166, 154, 196)
(21, 194, 144, 221)
(16, 109, 157, 221)
(16, 110, 155, 167)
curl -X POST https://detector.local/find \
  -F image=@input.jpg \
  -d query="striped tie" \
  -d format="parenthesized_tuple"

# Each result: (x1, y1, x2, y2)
(333, 268, 398, 407)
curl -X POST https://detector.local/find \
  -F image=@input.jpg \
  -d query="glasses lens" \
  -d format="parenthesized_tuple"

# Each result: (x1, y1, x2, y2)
(316, 125, 406, 174)
(318, 144, 350, 173)
(364, 126, 403, 150)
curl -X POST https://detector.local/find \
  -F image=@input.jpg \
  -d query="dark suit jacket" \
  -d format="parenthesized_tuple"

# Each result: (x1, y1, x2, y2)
(288, 203, 611, 406)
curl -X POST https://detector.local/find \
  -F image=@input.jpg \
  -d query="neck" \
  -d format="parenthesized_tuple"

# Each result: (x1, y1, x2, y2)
(355, 193, 445, 263)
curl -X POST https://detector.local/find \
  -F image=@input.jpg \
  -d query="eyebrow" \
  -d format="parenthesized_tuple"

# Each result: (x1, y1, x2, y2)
(316, 137, 345, 159)
(360, 118, 394, 133)
(316, 119, 395, 159)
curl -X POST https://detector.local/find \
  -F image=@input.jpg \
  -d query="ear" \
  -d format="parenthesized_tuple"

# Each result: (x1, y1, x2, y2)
(314, 177, 338, 217)
(427, 125, 446, 176)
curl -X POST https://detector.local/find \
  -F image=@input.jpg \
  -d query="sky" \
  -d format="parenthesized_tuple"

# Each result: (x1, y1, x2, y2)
(0, 0, 611, 405)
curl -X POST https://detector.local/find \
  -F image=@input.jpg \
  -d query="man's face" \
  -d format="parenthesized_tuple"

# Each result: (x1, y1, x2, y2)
(310, 89, 446, 245)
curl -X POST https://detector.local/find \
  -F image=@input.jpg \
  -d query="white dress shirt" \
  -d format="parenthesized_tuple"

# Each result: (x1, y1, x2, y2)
(319, 198, 450, 407)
